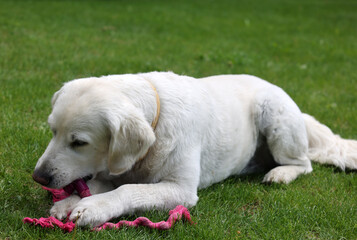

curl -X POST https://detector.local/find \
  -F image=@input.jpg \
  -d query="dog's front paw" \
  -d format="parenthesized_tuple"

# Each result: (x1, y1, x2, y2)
(50, 195, 81, 219)
(69, 195, 121, 227)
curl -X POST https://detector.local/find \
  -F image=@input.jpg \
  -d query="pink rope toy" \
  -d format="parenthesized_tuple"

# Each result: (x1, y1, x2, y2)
(23, 179, 195, 232)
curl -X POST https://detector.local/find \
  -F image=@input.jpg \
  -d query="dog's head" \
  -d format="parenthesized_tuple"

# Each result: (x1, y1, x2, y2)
(32, 77, 156, 188)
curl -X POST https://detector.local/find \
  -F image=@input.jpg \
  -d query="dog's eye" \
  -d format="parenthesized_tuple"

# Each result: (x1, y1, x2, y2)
(70, 140, 88, 148)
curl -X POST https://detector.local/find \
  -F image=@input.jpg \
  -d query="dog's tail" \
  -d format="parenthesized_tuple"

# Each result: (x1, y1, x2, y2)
(303, 113, 357, 170)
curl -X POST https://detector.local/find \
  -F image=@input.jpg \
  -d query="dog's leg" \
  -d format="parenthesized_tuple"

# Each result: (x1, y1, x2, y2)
(50, 178, 114, 219)
(69, 146, 201, 227)
(255, 88, 312, 184)
(263, 162, 312, 184)
(262, 117, 312, 184)
(69, 182, 199, 227)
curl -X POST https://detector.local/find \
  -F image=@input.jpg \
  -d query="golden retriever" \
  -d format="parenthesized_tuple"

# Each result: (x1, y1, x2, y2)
(32, 72, 357, 227)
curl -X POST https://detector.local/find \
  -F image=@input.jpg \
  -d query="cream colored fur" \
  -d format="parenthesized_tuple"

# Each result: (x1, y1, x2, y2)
(33, 72, 357, 227)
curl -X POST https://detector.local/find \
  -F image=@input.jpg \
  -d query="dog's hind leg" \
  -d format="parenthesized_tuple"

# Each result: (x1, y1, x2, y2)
(254, 87, 313, 184)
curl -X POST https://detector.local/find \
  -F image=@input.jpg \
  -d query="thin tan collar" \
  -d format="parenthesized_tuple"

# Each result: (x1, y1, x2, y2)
(148, 81, 160, 130)
(138, 82, 160, 162)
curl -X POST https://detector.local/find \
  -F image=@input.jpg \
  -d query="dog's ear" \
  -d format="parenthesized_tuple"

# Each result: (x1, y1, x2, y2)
(107, 109, 156, 175)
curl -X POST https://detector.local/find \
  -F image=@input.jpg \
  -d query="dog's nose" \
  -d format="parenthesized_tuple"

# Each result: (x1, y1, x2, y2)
(32, 170, 52, 186)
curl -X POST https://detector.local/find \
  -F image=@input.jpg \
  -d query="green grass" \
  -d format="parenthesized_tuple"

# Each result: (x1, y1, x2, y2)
(1, 0, 356, 239)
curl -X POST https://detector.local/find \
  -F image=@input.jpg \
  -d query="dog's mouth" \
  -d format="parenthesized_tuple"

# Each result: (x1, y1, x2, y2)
(53, 173, 93, 190)
(62, 174, 92, 190)
(59, 174, 93, 189)
(82, 174, 93, 182)
(65, 174, 92, 188)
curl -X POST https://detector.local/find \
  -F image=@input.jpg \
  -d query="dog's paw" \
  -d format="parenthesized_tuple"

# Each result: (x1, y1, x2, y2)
(50, 195, 81, 219)
(263, 167, 295, 184)
(263, 165, 312, 184)
(69, 195, 121, 227)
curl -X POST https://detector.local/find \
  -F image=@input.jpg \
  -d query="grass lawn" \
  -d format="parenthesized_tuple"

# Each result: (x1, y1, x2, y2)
(0, 0, 356, 239)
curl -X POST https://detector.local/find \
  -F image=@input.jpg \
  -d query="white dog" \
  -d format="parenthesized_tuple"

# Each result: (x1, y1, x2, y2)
(32, 72, 357, 227)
